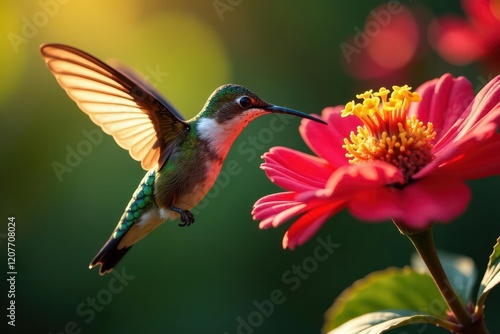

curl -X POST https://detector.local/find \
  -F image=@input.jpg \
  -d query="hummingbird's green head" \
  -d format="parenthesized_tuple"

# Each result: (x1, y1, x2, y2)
(195, 84, 326, 158)
(199, 84, 326, 124)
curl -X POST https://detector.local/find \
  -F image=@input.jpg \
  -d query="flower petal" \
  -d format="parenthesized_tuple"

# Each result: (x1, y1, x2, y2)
(457, 74, 500, 138)
(261, 146, 332, 192)
(415, 75, 500, 179)
(409, 73, 474, 148)
(348, 177, 471, 229)
(253, 192, 298, 218)
(259, 205, 307, 229)
(283, 201, 344, 250)
(252, 192, 309, 229)
(299, 106, 360, 168)
(321, 161, 404, 199)
(429, 134, 500, 180)
(439, 75, 500, 151)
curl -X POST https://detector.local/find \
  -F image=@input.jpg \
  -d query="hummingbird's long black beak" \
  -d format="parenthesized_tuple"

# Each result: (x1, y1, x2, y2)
(264, 105, 327, 124)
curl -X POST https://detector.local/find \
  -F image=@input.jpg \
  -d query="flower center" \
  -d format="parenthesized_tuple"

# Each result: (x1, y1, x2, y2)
(341, 85, 436, 182)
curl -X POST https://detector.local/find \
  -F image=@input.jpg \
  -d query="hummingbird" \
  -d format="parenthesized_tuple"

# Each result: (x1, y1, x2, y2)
(40, 44, 326, 275)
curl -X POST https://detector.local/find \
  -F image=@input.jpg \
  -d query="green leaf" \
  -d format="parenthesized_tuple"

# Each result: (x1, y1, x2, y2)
(411, 251, 477, 302)
(322, 267, 447, 333)
(325, 310, 454, 334)
(477, 237, 500, 309)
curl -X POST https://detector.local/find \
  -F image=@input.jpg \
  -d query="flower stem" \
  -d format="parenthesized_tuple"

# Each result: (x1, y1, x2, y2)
(392, 222, 483, 332)
(403, 227, 471, 325)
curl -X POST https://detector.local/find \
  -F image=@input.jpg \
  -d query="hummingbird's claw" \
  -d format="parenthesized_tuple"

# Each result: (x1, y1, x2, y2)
(178, 210, 194, 227)
(170, 205, 195, 226)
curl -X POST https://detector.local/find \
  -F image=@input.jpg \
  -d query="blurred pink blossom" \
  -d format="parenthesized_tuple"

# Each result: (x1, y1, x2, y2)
(429, 0, 500, 71)
(341, 4, 420, 82)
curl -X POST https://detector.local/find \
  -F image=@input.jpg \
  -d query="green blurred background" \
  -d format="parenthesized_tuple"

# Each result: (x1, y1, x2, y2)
(1, 0, 499, 333)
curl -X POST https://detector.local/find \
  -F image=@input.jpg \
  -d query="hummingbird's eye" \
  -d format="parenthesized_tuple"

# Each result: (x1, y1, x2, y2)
(237, 96, 253, 109)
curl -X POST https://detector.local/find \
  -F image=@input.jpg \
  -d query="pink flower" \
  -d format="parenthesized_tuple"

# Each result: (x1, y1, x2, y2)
(342, 4, 420, 83)
(252, 74, 500, 250)
(429, 0, 500, 71)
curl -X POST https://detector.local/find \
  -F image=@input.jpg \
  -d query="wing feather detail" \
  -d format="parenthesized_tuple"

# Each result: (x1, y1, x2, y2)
(40, 44, 189, 170)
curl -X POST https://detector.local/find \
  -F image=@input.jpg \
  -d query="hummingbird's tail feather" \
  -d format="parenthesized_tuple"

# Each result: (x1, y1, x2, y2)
(89, 237, 133, 275)
(89, 170, 161, 275)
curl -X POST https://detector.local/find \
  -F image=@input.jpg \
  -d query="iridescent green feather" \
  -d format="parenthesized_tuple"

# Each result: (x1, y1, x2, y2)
(112, 170, 156, 239)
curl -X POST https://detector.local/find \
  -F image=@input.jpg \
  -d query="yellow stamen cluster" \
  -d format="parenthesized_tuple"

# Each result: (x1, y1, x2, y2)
(342, 85, 436, 181)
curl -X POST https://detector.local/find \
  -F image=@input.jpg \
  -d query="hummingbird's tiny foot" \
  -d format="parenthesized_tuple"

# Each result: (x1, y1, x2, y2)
(170, 205, 195, 227)
(178, 210, 194, 227)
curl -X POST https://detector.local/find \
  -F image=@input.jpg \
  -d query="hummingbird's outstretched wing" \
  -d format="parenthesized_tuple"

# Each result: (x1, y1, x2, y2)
(110, 62, 186, 122)
(40, 43, 189, 170)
